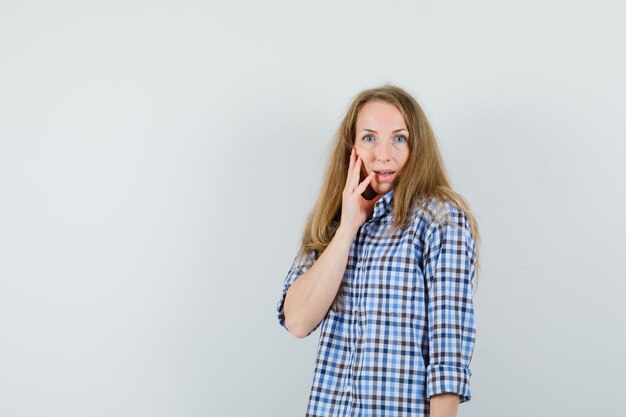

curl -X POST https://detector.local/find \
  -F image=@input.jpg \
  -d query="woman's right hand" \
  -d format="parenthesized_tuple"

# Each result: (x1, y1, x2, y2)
(340, 147, 383, 234)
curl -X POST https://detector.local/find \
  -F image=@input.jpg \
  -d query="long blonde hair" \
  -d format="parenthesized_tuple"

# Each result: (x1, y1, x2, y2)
(295, 83, 481, 311)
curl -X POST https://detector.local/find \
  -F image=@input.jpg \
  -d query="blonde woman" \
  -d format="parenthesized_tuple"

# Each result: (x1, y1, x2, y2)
(276, 84, 480, 417)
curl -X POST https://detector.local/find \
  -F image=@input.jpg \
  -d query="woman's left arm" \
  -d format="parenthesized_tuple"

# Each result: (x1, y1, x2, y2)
(422, 208, 478, 410)
(429, 393, 460, 417)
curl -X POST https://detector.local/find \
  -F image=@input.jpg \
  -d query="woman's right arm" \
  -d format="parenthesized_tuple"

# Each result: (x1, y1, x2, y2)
(283, 147, 382, 338)
(283, 224, 357, 338)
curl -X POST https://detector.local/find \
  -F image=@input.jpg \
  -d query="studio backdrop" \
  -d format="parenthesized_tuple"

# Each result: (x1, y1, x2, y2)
(0, 1, 624, 416)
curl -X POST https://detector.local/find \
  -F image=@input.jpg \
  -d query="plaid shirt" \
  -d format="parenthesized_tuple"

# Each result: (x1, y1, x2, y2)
(277, 190, 477, 417)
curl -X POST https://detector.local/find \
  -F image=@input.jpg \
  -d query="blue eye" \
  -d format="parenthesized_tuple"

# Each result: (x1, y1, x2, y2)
(363, 135, 374, 143)
(395, 135, 407, 143)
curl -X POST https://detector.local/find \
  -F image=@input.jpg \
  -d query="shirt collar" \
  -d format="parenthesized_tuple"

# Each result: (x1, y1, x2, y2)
(372, 189, 394, 219)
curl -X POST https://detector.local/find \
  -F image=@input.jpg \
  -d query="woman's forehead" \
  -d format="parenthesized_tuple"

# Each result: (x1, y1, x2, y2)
(356, 101, 408, 132)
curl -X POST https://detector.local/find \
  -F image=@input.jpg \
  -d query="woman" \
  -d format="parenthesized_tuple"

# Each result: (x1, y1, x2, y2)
(276, 84, 480, 417)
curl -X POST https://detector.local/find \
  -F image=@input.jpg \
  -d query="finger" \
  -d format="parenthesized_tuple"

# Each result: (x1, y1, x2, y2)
(344, 148, 355, 190)
(348, 147, 355, 171)
(350, 156, 362, 191)
(355, 170, 375, 194)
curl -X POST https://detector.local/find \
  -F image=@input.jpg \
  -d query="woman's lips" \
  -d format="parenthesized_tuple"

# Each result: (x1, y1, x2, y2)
(374, 171, 396, 182)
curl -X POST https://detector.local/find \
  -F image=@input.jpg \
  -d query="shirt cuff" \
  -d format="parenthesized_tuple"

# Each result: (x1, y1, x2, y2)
(276, 286, 291, 331)
(426, 364, 472, 403)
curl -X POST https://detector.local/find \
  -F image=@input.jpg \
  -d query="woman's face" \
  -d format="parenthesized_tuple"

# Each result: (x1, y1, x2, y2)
(354, 100, 410, 196)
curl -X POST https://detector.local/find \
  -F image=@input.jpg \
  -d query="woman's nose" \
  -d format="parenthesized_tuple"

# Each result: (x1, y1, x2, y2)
(375, 140, 391, 161)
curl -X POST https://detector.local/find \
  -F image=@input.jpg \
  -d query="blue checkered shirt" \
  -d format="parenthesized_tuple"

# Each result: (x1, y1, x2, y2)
(277, 189, 477, 416)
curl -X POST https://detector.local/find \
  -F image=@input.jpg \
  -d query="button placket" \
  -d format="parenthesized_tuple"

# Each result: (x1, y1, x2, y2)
(350, 227, 370, 409)
(344, 229, 360, 397)
(346, 225, 367, 399)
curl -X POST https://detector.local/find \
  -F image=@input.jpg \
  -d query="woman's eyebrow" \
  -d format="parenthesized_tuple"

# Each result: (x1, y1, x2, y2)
(360, 128, 409, 134)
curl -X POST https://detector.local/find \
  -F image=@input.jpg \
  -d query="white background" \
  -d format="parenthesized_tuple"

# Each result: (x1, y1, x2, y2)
(1, 1, 625, 416)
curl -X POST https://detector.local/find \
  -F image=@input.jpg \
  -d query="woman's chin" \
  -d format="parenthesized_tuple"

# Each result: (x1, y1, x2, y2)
(371, 183, 392, 196)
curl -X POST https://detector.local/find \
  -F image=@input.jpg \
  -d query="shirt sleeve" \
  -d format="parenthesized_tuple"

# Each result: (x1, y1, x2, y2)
(276, 248, 320, 337)
(422, 209, 477, 404)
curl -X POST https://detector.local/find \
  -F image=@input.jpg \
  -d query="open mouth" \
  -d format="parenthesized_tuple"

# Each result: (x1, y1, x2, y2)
(374, 170, 396, 181)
